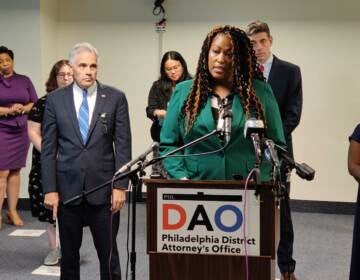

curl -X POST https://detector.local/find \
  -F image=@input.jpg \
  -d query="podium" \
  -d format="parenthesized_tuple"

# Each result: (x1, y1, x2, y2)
(144, 179, 280, 280)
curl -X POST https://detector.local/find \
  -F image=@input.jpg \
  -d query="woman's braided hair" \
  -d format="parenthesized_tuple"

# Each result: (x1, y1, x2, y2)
(182, 25, 265, 132)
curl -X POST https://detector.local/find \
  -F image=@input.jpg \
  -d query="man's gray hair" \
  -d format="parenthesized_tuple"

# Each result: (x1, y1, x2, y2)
(69, 42, 99, 64)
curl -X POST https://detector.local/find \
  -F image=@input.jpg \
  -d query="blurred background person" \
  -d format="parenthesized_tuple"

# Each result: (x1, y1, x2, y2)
(0, 46, 38, 228)
(147, 51, 191, 142)
(246, 20, 302, 280)
(160, 25, 285, 181)
(28, 59, 73, 265)
(146, 51, 191, 177)
(348, 123, 360, 280)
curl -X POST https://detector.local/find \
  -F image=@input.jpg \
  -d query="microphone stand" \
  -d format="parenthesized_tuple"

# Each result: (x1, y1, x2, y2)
(249, 133, 262, 195)
(63, 165, 147, 280)
(262, 139, 283, 198)
(274, 144, 315, 181)
(128, 162, 146, 280)
(63, 127, 223, 280)
(143, 128, 223, 169)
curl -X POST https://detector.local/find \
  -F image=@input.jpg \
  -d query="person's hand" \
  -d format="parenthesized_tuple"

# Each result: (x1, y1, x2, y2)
(154, 109, 167, 119)
(7, 105, 17, 116)
(44, 192, 59, 220)
(10, 103, 24, 115)
(111, 188, 126, 213)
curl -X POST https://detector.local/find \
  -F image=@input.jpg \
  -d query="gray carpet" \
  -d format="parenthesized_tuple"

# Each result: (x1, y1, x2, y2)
(0, 204, 354, 280)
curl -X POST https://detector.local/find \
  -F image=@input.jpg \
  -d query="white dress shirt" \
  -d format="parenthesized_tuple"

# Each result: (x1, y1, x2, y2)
(261, 54, 274, 81)
(73, 82, 97, 125)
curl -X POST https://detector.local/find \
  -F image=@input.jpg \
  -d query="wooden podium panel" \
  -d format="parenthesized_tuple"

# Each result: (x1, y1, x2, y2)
(144, 179, 279, 280)
(149, 253, 273, 280)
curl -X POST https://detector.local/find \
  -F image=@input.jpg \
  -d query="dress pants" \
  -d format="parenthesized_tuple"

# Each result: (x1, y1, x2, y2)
(277, 189, 296, 273)
(58, 200, 121, 280)
(277, 163, 296, 274)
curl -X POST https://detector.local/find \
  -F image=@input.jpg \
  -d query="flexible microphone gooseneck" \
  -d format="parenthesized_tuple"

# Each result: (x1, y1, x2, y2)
(114, 142, 159, 176)
(244, 118, 265, 183)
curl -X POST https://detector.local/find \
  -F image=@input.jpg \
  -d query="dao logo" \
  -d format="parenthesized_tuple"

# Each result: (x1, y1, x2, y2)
(162, 203, 243, 233)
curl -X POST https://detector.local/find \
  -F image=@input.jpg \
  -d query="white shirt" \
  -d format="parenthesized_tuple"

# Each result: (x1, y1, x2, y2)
(73, 82, 97, 125)
(261, 54, 274, 81)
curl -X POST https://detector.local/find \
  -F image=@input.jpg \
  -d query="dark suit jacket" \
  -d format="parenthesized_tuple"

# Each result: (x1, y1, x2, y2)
(41, 82, 132, 205)
(268, 55, 302, 158)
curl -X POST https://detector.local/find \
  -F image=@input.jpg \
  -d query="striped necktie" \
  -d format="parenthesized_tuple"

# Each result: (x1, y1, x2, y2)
(78, 89, 89, 144)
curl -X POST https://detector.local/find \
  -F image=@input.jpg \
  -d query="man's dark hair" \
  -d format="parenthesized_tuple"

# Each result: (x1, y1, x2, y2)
(245, 20, 271, 37)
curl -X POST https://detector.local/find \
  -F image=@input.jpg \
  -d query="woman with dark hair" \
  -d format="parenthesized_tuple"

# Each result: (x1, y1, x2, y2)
(160, 26, 285, 181)
(28, 59, 73, 265)
(0, 46, 38, 228)
(147, 51, 192, 142)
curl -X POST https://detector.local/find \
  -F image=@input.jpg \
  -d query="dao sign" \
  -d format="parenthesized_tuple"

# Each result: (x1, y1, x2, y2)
(157, 188, 260, 256)
(162, 203, 243, 232)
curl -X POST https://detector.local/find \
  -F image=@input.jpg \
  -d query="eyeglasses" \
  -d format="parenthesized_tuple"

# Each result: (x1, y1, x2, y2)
(57, 72, 73, 78)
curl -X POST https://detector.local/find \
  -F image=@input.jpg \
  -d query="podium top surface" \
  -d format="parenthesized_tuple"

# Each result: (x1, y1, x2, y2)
(143, 178, 273, 189)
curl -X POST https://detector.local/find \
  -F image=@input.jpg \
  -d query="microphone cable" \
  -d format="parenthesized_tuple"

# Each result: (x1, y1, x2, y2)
(108, 175, 131, 280)
(160, 138, 230, 159)
(125, 182, 132, 280)
(107, 176, 116, 280)
(241, 167, 257, 280)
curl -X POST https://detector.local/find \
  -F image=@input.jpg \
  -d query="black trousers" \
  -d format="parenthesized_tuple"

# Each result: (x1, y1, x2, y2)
(58, 200, 121, 280)
(277, 189, 296, 273)
(277, 163, 296, 273)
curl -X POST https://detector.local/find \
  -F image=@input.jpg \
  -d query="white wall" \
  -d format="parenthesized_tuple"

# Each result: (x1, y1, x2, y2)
(1, 0, 360, 202)
(272, 21, 360, 201)
(0, 0, 42, 200)
(0, 1, 42, 89)
(40, 0, 59, 88)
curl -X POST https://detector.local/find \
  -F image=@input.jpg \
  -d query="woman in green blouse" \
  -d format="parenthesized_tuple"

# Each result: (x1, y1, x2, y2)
(160, 25, 285, 182)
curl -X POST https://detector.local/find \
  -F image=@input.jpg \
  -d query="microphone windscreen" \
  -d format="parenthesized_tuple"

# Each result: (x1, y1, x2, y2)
(244, 118, 265, 138)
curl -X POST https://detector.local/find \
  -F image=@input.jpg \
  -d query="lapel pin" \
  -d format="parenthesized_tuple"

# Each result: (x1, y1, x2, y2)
(101, 94, 106, 98)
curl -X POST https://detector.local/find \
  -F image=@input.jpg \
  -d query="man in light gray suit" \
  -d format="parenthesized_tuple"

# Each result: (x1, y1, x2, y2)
(42, 42, 131, 280)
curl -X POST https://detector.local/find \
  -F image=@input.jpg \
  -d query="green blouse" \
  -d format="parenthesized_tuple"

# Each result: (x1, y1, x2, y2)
(160, 79, 286, 182)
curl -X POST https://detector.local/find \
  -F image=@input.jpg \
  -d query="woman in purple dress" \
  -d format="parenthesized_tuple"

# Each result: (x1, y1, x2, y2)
(28, 60, 73, 265)
(0, 46, 38, 228)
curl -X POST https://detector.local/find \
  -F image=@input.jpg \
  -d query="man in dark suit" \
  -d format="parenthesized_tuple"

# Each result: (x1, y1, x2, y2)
(41, 42, 131, 280)
(246, 21, 302, 280)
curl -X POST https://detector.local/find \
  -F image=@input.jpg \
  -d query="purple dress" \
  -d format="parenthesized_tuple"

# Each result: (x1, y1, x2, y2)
(0, 73, 38, 170)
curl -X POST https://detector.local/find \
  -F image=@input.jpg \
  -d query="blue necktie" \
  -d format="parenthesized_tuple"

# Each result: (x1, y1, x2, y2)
(78, 89, 89, 144)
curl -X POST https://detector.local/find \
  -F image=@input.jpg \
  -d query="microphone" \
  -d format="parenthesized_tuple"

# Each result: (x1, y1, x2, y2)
(216, 98, 233, 144)
(244, 118, 265, 138)
(275, 144, 315, 181)
(216, 110, 225, 132)
(243, 118, 265, 183)
(114, 142, 159, 176)
(244, 118, 264, 159)
(263, 138, 280, 167)
(223, 108, 233, 144)
(295, 162, 315, 181)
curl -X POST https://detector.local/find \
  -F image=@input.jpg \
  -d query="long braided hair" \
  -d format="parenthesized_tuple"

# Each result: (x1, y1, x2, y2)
(182, 25, 265, 132)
